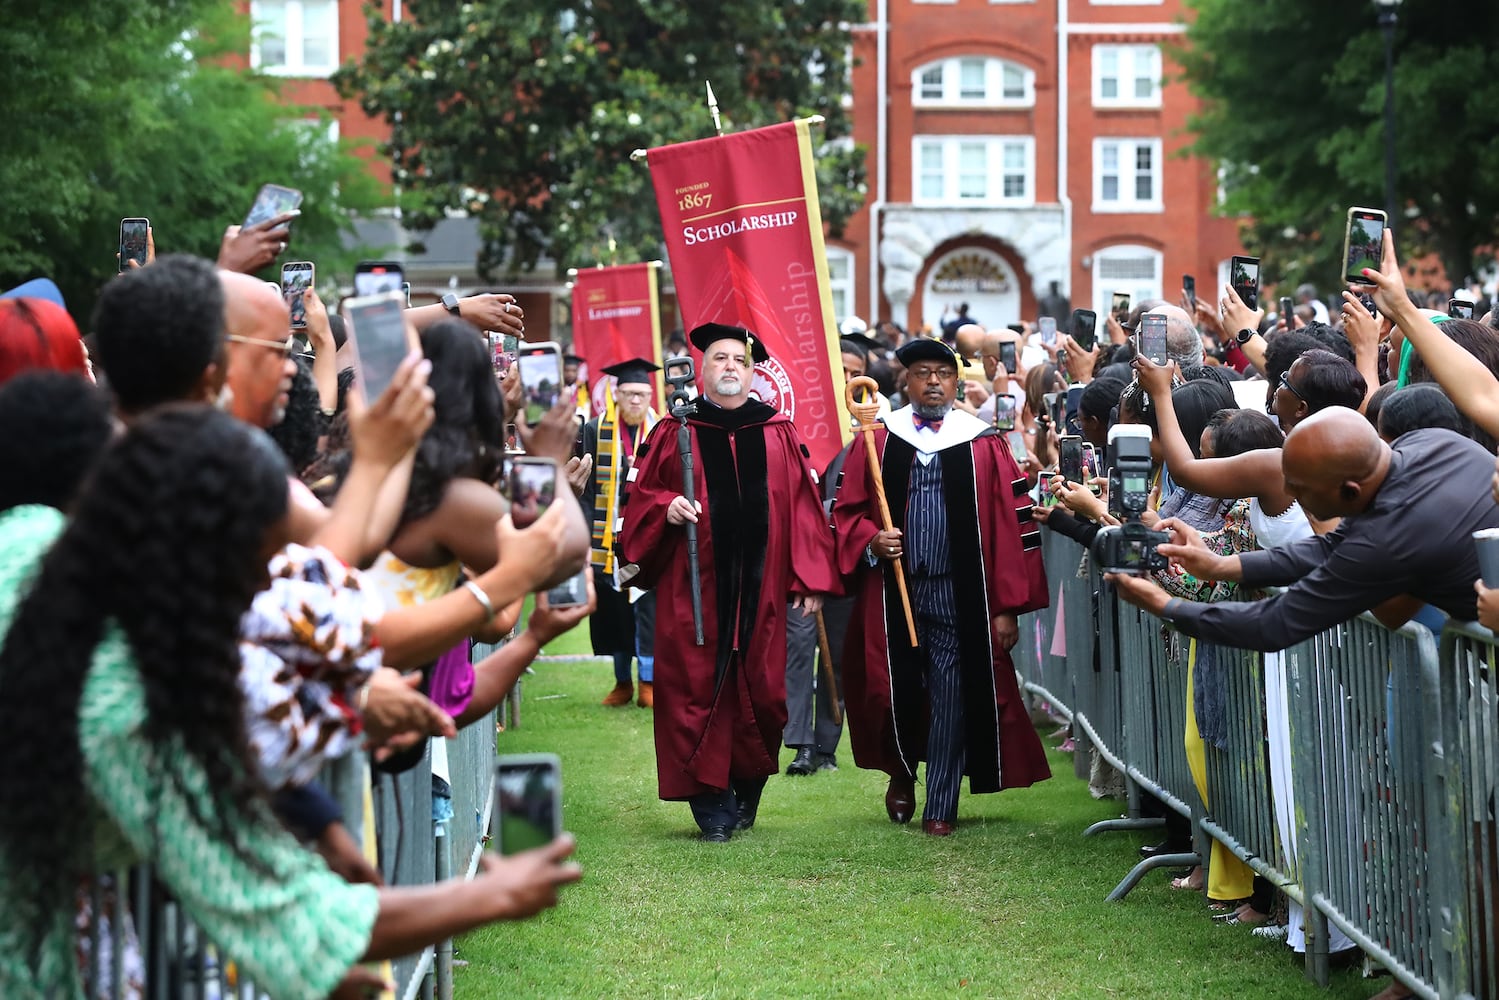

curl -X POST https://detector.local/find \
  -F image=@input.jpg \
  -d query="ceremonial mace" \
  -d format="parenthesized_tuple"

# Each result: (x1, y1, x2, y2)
(844, 376, 917, 647)
(665, 355, 705, 646)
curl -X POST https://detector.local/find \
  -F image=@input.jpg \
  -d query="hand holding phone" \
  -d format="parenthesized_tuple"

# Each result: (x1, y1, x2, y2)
(1069, 309, 1098, 352)
(1279, 295, 1295, 330)
(1182, 275, 1197, 312)
(243, 183, 304, 229)
(993, 395, 1017, 430)
(1110, 291, 1131, 327)
(517, 343, 565, 426)
(998, 341, 1018, 373)
(492, 753, 563, 856)
(508, 456, 559, 528)
(1230, 255, 1260, 311)
(281, 261, 315, 330)
(1449, 297, 1475, 320)
(1059, 435, 1085, 485)
(354, 261, 406, 298)
(1138, 313, 1169, 366)
(344, 291, 413, 401)
(118, 218, 150, 273)
(1038, 316, 1058, 346)
(1342, 207, 1387, 284)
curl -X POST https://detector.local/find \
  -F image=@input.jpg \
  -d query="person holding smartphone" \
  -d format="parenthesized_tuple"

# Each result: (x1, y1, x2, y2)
(832, 338, 1052, 837)
(617, 323, 837, 843)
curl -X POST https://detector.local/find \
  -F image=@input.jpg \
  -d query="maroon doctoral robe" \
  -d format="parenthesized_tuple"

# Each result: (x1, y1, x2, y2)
(619, 398, 838, 800)
(833, 416, 1051, 793)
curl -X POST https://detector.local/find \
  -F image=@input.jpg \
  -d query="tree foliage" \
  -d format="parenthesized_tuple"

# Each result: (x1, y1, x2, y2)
(337, 0, 867, 279)
(1178, 0, 1499, 290)
(0, 3, 382, 324)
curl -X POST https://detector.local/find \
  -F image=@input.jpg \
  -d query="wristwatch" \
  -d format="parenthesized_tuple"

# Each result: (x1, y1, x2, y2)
(1235, 327, 1256, 345)
(441, 292, 462, 316)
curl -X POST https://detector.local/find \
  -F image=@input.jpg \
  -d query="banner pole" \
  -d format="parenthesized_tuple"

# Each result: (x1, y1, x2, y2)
(705, 81, 723, 137)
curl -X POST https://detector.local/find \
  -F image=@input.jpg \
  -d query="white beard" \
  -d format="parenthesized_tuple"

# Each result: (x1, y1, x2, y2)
(714, 377, 744, 397)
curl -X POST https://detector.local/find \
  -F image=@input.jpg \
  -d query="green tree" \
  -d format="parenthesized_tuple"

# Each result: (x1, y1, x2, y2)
(336, 0, 867, 279)
(1178, 0, 1499, 291)
(0, 3, 383, 325)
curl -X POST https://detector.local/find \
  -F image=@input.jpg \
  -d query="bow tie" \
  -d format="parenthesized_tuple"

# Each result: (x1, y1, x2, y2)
(912, 414, 943, 432)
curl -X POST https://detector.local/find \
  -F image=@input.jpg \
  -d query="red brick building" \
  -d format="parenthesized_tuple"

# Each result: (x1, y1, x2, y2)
(244, 0, 1241, 341)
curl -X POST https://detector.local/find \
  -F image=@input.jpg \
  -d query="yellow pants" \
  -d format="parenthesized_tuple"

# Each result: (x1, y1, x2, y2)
(1184, 638, 1254, 902)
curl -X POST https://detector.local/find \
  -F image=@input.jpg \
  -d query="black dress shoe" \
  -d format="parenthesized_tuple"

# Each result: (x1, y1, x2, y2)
(699, 825, 733, 843)
(785, 747, 816, 776)
(1138, 839, 1191, 859)
(735, 801, 758, 831)
(812, 752, 838, 772)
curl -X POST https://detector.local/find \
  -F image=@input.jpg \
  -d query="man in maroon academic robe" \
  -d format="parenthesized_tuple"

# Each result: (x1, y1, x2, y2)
(834, 337, 1050, 836)
(619, 323, 838, 842)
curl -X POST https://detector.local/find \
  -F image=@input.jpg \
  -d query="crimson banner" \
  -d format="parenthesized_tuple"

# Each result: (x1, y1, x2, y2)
(570, 262, 666, 414)
(647, 120, 851, 472)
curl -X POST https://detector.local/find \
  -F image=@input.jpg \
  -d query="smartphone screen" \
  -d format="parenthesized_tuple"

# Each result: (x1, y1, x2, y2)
(1449, 298, 1475, 320)
(353, 261, 405, 298)
(1343, 207, 1386, 284)
(1042, 392, 1062, 429)
(998, 341, 1018, 373)
(493, 754, 561, 856)
(1059, 436, 1084, 484)
(1111, 291, 1131, 326)
(1279, 296, 1295, 328)
(281, 261, 314, 330)
(1070, 309, 1098, 352)
(1005, 430, 1027, 462)
(545, 569, 590, 608)
(1139, 313, 1169, 366)
(1230, 255, 1260, 311)
(1038, 317, 1057, 345)
(508, 457, 557, 528)
(344, 291, 409, 400)
(1183, 275, 1197, 311)
(243, 183, 303, 228)
(993, 395, 1017, 430)
(118, 218, 149, 273)
(517, 343, 564, 425)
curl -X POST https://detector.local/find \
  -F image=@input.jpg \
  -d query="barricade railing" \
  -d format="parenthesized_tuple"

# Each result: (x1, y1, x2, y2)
(1014, 527, 1074, 725)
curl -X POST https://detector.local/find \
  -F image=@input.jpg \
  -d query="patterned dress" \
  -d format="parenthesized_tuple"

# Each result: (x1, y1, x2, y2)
(0, 505, 379, 1000)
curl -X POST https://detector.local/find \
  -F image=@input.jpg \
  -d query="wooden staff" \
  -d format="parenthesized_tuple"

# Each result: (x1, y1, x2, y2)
(845, 376, 917, 647)
(814, 610, 842, 726)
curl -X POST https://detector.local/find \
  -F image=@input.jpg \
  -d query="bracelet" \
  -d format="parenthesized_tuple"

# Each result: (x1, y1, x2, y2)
(463, 579, 496, 619)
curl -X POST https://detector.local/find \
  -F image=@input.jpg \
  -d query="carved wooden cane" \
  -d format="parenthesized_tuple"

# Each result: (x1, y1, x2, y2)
(844, 376, 917, 647)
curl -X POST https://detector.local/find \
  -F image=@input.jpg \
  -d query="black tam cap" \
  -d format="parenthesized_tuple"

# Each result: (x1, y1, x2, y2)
(688, 322, 770, 363)
(564, 354, 586, 366)
(600, 357, 660, 386)
(895, 338, 962, 368)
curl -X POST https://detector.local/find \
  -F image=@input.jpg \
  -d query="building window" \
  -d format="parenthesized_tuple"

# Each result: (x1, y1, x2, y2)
(251, 0, 339, 77)
(1093, 45, 1161, 108)
(910, 57, 1035, 108)
(1092, 245, 1163, 321)
(826, 248, 857, 324)
(1092, 138, 1162, 213)
(912, 136, 1035, 206)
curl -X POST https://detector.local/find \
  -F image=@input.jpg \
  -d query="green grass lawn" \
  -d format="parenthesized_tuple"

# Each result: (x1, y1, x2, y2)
(458, 629, 1379, 999)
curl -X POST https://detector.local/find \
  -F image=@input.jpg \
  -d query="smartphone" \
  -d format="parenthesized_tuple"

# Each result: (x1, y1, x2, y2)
(492, 753, 562, 856)
(118, 218, 149, 273)
(280, 261, 314, 330)
(517, 342, 564, 425)
(1005, 430, 1027, 462)
(1183, 275, 1197, 312)
(1038, 316, 1057, 345)
(243, 183, 303, 228)
(545, 569, 590, 609)
(1082, 443, 1102, 494)
(507, 456, 558, 528)
(993, 394, 1017, 431)
(343, 291, 410, 401)
(1137, 313, 1169, 366)
(1449, 297, 1475, 320)
(1360, 293, 1379, 318)
(353, 260, 405, 298)
(1230, 255, 1260, 311)
(401, 281, 412, 308)
(1111, 291, 1131, 326)
(998, 341, 1018, 373)
(504, 422, 522, 455)
(1070, 309, 1098, 352)
(1042, 391, 1063, 429)
(488, 332, 517, 376)
(1279, 295, 1295, 328)
(1059, 435, 1085, 485)
(1342, 207, 1387, 285)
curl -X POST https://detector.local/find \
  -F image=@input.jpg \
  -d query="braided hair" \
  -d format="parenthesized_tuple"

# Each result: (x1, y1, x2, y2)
(0, 406, 289, 946)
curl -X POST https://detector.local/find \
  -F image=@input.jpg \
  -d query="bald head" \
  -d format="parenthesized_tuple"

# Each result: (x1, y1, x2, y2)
(219, 269, 295, 428)
(220, 270, 287, 337)
(1282, 407, 1390, 519)
(954, 323, 987, 360)
(1148, 303, 1203, 368)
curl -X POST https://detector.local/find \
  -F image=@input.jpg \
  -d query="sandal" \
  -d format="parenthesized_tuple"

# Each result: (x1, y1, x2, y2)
(1170, 867, 1204, 892)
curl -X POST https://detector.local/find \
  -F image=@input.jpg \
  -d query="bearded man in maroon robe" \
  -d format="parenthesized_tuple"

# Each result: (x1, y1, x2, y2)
(619, 323, 837, 842)
(834, 337, 1050, 837)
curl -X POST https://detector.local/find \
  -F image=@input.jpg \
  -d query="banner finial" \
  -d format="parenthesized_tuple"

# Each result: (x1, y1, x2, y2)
(706, 81, 723, 138)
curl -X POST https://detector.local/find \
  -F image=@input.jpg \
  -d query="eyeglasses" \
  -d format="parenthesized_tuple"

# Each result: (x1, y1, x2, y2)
(908, 366, 958, 382)
(225, 333, 296, 354)
(1268, 373, 1306, 413)
(616, 389, 651, 401)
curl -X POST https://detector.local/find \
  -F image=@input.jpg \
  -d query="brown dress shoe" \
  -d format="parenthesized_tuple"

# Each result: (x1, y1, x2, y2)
(636, 681, 654, 708)
(601, 682, 634, 707)
(922, 819, 955, 837)
(885, 774, 916, 824)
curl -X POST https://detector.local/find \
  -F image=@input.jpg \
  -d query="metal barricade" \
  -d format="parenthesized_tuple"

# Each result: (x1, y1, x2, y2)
(1435, 622, 1499, 1000)
(1290, 615, 1440, 999)
(1015, 527, 1074, 723)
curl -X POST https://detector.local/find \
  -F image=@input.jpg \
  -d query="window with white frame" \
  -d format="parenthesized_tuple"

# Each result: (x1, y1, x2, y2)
(911, 57, 1034, 107)
(825, 248, 857, 325)
(913, 136, 1034, 206)
(1092, 245, 1163, 320)
(1093, 45, 1161, 107)
(250, 0, 339, 77)
(1093, 138, 1163, 212)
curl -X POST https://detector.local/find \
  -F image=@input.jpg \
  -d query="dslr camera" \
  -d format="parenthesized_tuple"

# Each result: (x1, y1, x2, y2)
(1092, 425, 1170, 575)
